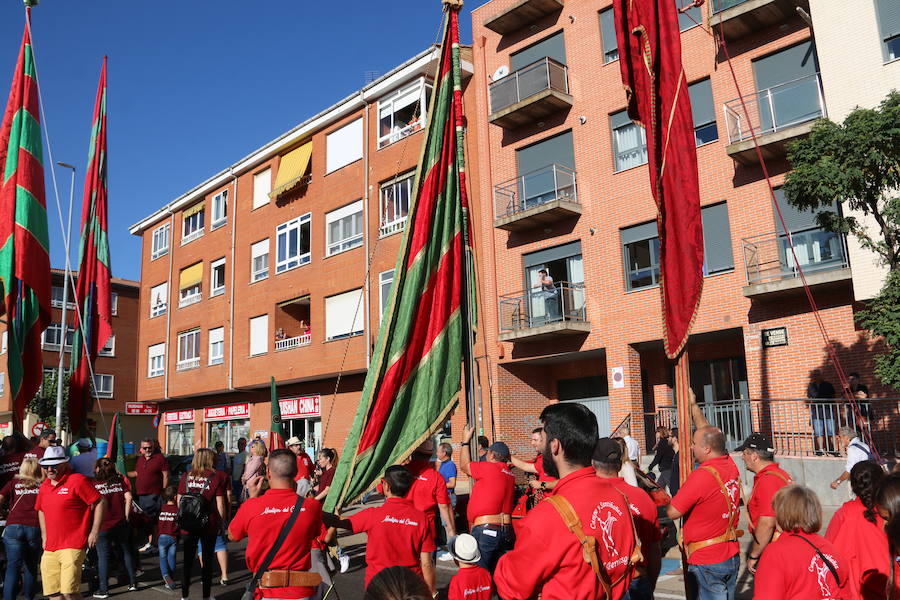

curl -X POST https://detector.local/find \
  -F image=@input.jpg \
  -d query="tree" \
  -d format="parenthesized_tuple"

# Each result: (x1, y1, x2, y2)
(857, 270, 900, 390)
(782, 91, 900, 271)
(28, 370, 69, 430)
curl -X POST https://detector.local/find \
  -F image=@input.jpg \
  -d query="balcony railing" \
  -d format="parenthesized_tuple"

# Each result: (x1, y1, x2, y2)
(179, 293, 201, 308)
(724, 73, 826, 144)
(711, 0, 749, 12)
(176, 358, 200, 372)
(379, 217, 407, 238)
(742, 227, 848, 285)
(275, 333, 312, 352)
(494, 164, 578, 220)
(489, 57, 569, 116)
(498, 282, 587, 333)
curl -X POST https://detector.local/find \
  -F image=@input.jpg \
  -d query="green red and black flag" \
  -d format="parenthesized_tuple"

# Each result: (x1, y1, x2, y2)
(270, 376, 286, 450)
(324, 2, 471, 512)
(0, 10, 51, 428)
(105, 411, 126, 475)
(69, 58, 112, 435)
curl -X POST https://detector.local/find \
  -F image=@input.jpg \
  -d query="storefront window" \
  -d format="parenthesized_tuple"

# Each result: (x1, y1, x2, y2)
(167, 424, 194, 455)
(283, 417, 322, 454)
(208, 419, 250, 453)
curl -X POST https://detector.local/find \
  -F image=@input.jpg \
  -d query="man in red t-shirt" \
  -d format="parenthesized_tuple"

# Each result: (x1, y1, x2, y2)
(460, 426, 515, 573)
(737, 432, 792, 576)
(406, 439, 456, 545)
(35, 446, 105, 600)
(324, 466, 436, 594)
(126, 438, 169, 552)
(287, 437, 314, 497)
(24, 428, 56, 461)
(509, 427, 557, 495)
(666, 426, 741, 600)
(230, 449, 324, 600)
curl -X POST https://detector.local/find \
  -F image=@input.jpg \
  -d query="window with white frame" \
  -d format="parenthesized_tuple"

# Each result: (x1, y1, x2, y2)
(92, 374, 114, 399)
(148, 343, 165, 378)
(276, 214, 311, 274)
(111, 292, 118, 316)
(875, 0, 900, 62)
(42, 323, 74, 351)
(210, 258, 226, 297)
(51, 285, 75, 309)
(150, 282, 168, 317)
(610, 109, 648, 172)
(211, 190, 228, 229)
(326, 118, 363, 174)
(209, 327, 224, 365)
(179, 263, 202, 307)
(378, 78, 432, 149)
(1, 331, 6, 354)
(0, 372, 5, 395)
(152, 223, 170, 259)
(380, 172, 414, 237)
(99, 334, 115, 357)
(177, 329, 201, 370)
(253, 168, 271, 209)
(249, 315, 268, 356)
(379, 269, 395, 321)
(325, 289, 364, 341)
(326, 200, 363, 256)
(251, 239, 269, 282)
(182, 206, 205, 244)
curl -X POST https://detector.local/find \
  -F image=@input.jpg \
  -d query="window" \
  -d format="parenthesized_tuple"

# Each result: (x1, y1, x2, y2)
(179, 263, 202, 307)
(210, 258, 226, 297)
(211, 190, 227, 229)
(182, 204, 205, 244)
(276, 214, 311, 273)
(599, 8, 619, 64)
(514, 131, 576, 210)
(379, 269, 395, 321)
(148, 343, 165, 378)
(177, 329, 201, 370)
(152, 223, 170, 259)
(253, 168, 272, 209)
(99, 334, 115, 357)
(325, 289, 364, 341)
(51, 285, 75, 309)
(327, 200, 364, 256)
(621, 221, 661, 291)
(701, 202, 734, 275)
(111, 292, 118, 316)
(209, 327, 224, 365)
(0, 373, 5, 395)
(1, 331, 6, 354)
(378, 79, 432, 149)
(326, 118, 363, 174)
(611, 110, 648, 171)
(251, 239, 269, 282)
(676, 0, 701, 31)
(752, 41, 821, 134)
(167, 423, 194, 455)
(510, 30, 567, 71)
(150, 282, 168, 317)
(249, 315, 268, 356)
(380, 172, 414, 237)
(688, 78, 718, 146)
(42, 323, 74, 351)
(92, 374, 114, 399)
(876, 0, 900, 62)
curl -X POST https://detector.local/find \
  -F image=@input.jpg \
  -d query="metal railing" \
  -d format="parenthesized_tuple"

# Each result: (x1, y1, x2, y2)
(498, 282, 587, 332)
(275, 333, 312, 352)
(176, 358, 200, 372)
(494, 163, 577, 220)
(379, 217, 407, 238)
(723, 73, 826, 144)
(742, 227, 848, 284)
(712, 0, 751, 13)
(489, 57, 569, 115)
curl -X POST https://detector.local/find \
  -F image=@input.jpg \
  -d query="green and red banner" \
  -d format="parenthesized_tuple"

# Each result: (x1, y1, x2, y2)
(0, 13, 51, 428)
(70, 58, 112, 434)
(613, 0, 704, 359)
(324, 3, 471, 512)
(270, 376, 285, 450)
(105, 411, 126, 475)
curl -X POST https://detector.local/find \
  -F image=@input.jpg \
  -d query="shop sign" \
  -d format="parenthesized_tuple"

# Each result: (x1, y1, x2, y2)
(204, 403, 250, 422)
(279, 395, 320, 418)
(762, 326, 789, 348)
(126, 402, 158, 415)
(164, 410, 195, 425)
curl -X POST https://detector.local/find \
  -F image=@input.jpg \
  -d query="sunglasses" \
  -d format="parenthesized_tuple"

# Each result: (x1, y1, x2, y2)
(43, 465, 61, 471)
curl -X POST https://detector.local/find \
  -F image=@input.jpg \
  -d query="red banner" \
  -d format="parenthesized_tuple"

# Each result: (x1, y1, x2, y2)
(125, 402, 158, 415)
(279, 396, 320, 419)
(163, 410, 194, 425)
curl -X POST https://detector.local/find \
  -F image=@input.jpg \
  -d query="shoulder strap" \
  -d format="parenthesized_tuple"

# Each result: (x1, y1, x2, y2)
(546, 495, 613, 600)
(245, 495, 305, 598)
(790, 534, 841, 586)
(763, 469, 792, 484)
(700, 465, 739, 524)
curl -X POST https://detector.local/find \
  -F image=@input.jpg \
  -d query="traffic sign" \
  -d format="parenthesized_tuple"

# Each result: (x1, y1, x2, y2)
(31, 422, 47, 437)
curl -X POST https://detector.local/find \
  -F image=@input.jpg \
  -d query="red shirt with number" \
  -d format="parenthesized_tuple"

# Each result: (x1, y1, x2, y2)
(35, 471, 102, 551)
(294, 452, 313, 481)
(606, 476, 662, 559)
(670, 455, 741, 565)
(495, 467, 637, 600)
(0, 479, 40, 528)
(754, 531, 850, 600)
(466, 461, 515, 523)
(134, 452, 168, 496)
(178, 469, 228, 535)
(448, 565, 493, 600)
(348, 496, 435, 586)
(407, 459, 450, 537)
(747, 462, 791, 532)
(93, 475, 131, 531)
(157, 503, 180, 538)
(229, 488, 323, 600)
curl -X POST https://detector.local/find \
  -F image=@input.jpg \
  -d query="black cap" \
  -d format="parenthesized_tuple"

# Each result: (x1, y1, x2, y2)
(593, 437, 622, 463)
(736, 432, 774, 453)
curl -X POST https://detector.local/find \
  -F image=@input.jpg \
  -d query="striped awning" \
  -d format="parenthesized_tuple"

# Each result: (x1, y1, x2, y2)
(269, 142, 312, 198)
(179, 263, 203, 290)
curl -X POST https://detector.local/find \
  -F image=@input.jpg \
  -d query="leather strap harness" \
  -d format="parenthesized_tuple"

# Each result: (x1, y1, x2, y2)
(681, 465, 744, 559)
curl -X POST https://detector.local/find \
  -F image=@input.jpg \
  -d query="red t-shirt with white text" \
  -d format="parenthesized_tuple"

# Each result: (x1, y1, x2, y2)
(606, 477, 662, 558)
(0, 451, 27, 490)
(93, 475, 131, 531)
(467, 461, 514, 523)
(35, 472, 102, 551)
(294, 452, 313, 481)
(754, 531, 850, 600)
(747, 463, 791, 531)
(23, 445, 45, 461)
(0, 479, 40, 528)
(448, 565, 493, 600)
(157, 503, 180, 538)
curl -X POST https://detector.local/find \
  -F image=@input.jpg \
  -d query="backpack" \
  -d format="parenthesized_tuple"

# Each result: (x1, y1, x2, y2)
(849, 442, 876, 462)
(177, 473, 214, 533)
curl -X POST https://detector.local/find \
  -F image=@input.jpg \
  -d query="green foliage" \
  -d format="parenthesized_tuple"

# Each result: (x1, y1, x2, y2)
(28, 370, 69, 429)
(783, 91, 900, 271)
(858, 270, 900, 390)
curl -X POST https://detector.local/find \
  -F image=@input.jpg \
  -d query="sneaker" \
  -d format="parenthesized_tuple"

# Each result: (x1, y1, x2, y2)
(138, 543, 153, 553)
(339, 555, 350, 573)
(220, 579, 230, 586)
(167, 583, 179, 591)
(163, 575, 174, 588)
(437, 550, 454, 562)
(128, 584, 139, 592)
(93, 593, 109, 599)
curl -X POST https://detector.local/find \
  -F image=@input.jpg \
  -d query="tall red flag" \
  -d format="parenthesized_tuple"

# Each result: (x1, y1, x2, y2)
(613, 0, 703, 359)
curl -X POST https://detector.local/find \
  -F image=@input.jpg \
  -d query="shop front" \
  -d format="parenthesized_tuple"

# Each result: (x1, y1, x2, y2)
(280, 395, 321, 456)
(164, 410, 195, 455)
(206, 403, 251, 453)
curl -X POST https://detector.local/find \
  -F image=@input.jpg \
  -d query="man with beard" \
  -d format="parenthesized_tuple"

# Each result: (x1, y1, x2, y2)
(509, 427, 557, 494)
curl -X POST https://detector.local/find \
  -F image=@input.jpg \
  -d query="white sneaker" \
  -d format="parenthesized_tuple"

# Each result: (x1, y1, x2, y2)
(339, 555, 350, 573)
(437, 550, 454, 561)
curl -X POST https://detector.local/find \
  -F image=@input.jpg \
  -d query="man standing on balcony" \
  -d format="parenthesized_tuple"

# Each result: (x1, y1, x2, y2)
(807, 370, 838, 455)
(537, 269, 559, 322)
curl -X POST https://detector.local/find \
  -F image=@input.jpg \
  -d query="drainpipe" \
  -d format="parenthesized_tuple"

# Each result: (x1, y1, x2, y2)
(362, 92, 372, 368)
(163, 209, 174, 401)
(228, 167, 238, 391)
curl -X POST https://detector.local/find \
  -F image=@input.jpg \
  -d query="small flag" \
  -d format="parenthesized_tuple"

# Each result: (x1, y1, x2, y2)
(105, 411, 125, 475)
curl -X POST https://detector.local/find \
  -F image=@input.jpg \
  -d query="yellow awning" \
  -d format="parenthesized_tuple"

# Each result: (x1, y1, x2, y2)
(270, 142, 312, 198)
(179, 263, 203, 290)
(183, 202, 204, 218)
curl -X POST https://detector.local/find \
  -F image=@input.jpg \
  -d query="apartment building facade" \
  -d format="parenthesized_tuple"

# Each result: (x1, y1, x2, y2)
(130, 47, 478, 456)
(469, 0, 888, 455)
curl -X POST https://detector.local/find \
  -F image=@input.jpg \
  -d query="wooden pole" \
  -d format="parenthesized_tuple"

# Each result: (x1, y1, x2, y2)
(674, 350, 694, 486)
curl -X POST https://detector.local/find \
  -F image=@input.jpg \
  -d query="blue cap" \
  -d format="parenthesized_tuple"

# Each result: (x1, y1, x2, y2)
(488, 441, 510, 460)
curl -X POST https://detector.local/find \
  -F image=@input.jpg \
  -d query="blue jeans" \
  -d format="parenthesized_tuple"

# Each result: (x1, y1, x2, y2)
(626, 575, 652, 600)
(3, 524, 41, 600)
(470, 525, 514, 573)
(96, 523, 137, 593)
(686, 554, 739, 600)
(158, 534, 178, 580)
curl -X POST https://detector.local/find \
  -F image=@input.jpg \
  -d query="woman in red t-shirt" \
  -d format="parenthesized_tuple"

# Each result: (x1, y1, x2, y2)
(875, 474, 900, 600)
(313, 448, 336, 502)
(0, 458, 43, 600)
(93, 457, 138, 596)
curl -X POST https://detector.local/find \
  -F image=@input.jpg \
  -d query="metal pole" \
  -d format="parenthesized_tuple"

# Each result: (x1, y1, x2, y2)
(56, 163, 76, 439)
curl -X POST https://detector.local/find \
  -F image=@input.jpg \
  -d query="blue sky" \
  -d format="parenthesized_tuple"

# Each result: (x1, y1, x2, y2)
(0, 1, 476, 281)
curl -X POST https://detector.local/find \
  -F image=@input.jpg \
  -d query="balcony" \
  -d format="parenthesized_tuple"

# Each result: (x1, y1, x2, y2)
(494, 164, 580, 231)
(489, 58, 572, 129)
(724, 73, 825, 165)
(275, 333, 312, 352)
(379, 217, 407, 239)
(498, 282, 590, 342)
(741, 227, 851, 297)
(176, 358, 200, 372)
(710, 0, 810, 42)
(483, 0, 564, 35)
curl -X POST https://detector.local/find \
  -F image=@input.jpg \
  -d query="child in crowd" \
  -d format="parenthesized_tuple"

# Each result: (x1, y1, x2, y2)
(157, 486, 179, 590)
(447, 534, 493, 600)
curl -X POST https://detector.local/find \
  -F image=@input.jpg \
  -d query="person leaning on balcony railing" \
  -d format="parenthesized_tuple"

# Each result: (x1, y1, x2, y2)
(536, 269, 559, 321)
(807, 370, 839, 455)
(831, 427, 874, 491)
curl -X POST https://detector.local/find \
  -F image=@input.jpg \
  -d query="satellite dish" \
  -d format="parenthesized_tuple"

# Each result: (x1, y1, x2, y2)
(492, 65, 509, 81)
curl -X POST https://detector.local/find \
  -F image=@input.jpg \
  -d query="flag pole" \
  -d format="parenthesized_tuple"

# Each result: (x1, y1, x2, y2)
(55, 162, 76, 440)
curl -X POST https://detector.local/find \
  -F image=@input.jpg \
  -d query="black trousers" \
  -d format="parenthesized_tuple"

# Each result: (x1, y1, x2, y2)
(181, 532, 216, 599)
